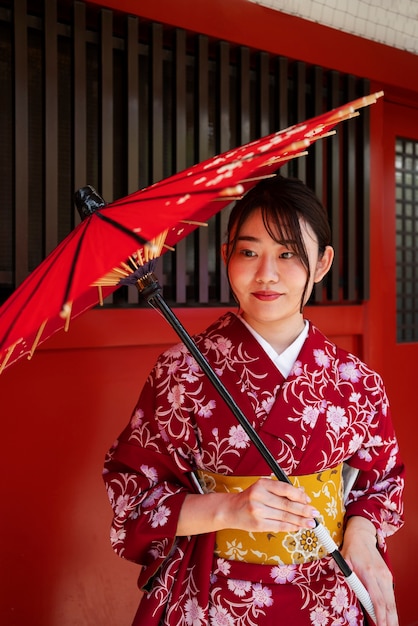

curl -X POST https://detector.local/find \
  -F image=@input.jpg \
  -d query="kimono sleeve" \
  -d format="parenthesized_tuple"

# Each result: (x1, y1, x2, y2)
(344, 374, 405, 552)
(102, 359, 198, 586)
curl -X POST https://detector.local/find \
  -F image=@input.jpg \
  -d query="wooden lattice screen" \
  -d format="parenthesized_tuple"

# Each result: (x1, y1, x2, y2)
(0, 0, 370, 307)
(395, 136, 418, 342)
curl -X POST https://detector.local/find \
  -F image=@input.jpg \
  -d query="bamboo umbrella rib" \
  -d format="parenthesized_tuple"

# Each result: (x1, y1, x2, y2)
(28, 319, 48, 359)
(59, 302, 73, 332)
(0, 343, 19, 374)
(180, 220, 208, 227)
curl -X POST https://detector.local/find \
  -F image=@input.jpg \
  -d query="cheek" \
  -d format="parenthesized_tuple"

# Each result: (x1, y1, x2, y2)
(226, 258, 238, 281)
(227, 258, 248, 287)
(286, 261, 309, 283)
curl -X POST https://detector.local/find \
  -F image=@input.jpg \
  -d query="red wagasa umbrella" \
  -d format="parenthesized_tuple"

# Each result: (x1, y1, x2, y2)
(0, 91, 381, 374)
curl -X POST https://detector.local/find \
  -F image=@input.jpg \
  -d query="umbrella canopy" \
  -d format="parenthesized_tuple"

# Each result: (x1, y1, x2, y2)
(0, 91, 382, 374)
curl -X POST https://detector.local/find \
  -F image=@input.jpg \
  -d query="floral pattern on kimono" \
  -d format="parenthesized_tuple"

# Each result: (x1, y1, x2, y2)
(103, 312, 404, 625)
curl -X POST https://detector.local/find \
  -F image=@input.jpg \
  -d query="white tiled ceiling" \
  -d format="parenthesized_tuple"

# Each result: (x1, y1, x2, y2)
(249, 0, 418, 55)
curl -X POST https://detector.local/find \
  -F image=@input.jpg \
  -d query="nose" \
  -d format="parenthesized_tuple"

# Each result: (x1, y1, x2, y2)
(255, 254, 279, 284)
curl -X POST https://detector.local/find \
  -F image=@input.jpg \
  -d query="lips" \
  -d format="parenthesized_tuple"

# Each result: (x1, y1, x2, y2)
(251, 291, 281, 301)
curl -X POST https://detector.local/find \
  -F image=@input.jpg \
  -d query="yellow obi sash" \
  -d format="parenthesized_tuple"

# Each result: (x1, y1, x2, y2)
(197, 465, 345, 565)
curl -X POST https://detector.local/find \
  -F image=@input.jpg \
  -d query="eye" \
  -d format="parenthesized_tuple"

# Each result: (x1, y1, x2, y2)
(280, 251, 295, 259)
(239, 248, 257, 258)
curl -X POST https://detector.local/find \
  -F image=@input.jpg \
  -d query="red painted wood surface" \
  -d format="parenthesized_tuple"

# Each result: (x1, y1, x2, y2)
(88, 0, 418, 92)
(0, 305, 365, 625)
(369, 95, 418, 625)
(1, 1, 418, 624)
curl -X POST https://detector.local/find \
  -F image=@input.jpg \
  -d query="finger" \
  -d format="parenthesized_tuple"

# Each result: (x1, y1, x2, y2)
(367, 585, 398, 626)
(268, 506, 318, 530)
(245, 492, 319, 531)
(255, 480, 320, 520)
(257, 477, 312, 505)
(371, 572, 398, 626)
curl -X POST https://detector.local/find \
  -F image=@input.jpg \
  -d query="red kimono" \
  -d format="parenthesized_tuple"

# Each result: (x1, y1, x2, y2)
(103, 312, 404, 625)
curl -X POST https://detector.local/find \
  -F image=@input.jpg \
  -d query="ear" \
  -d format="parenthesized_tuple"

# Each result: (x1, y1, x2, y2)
(313, 246, 334, 283)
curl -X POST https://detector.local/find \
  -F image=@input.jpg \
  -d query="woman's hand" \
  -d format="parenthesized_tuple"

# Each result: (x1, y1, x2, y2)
(222, 477, 319, 533)
(341, 516, 398, 626)
(177, 477, 319, 536)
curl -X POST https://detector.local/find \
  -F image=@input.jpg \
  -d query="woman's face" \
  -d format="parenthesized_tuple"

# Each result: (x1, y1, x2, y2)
(223, 209, 333, 333)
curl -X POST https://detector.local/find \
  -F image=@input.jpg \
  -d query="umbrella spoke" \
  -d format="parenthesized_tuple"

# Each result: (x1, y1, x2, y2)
(28, 319, 48, 360)
(93, 211, 148, 245)
(93, 232, 171, 289)
(179, 220, 208, 227)
(59, 302, 72, 331)
(0, 342, 19, 374)
(240, 174, 277, 183)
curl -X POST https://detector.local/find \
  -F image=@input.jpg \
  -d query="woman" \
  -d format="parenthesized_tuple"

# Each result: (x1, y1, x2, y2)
(103, 176, 404, 625)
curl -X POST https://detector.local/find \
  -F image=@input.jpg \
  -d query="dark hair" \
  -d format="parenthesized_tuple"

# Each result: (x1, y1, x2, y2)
(224, 175, 332, 311)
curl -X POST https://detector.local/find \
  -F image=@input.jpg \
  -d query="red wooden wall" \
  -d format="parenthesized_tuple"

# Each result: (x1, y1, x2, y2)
(1, 1, 418, 624)
(0, 305, 365, 625)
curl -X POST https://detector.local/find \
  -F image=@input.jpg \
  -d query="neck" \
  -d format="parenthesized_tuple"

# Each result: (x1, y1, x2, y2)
(241, 314, 306, 355)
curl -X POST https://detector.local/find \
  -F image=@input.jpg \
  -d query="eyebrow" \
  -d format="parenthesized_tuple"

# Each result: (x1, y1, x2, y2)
(236, 235, 297, 246)
(236, 235, 259, 242)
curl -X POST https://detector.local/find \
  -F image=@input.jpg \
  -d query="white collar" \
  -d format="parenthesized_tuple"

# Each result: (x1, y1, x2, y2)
(239, 316, 309, 378)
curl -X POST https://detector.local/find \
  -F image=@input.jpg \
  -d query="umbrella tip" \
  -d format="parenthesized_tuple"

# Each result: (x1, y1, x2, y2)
(74, 185, 106, 220)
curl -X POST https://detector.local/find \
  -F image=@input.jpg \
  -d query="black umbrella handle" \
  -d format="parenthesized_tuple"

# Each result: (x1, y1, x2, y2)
(136, 273, 376, 624)
(139, 279, 290, 484)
